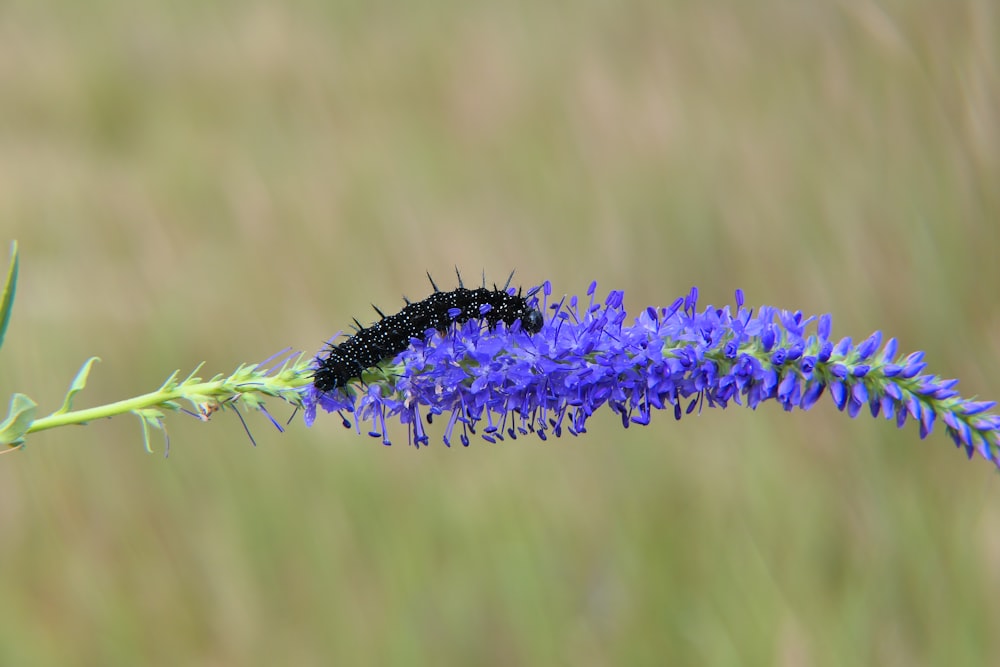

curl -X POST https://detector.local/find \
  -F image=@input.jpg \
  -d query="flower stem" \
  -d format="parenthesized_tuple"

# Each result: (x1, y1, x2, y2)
(3, 353, 315, 450)
(24, 381, 233, 434)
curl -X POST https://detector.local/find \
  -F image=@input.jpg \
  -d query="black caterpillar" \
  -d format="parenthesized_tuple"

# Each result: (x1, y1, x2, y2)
(313, 270, 544, 394)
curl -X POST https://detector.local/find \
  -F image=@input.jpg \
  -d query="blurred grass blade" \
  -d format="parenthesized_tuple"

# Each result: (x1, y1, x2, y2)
(53, 357, 102, 416)
(0, 240, 19, 353)
(0, 393, 37, 448)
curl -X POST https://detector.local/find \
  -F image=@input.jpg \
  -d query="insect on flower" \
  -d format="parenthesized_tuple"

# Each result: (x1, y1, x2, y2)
(301, 281, 1000, 471)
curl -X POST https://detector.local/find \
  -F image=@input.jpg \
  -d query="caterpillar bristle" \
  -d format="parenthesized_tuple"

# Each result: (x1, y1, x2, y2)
(502, 269, 515, 292)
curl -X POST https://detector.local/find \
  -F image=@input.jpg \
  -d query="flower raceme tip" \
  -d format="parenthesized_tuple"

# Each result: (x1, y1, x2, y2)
(301, 282, 1000, 470)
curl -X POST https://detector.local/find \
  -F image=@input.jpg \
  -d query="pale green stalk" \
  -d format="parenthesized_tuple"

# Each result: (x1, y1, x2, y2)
(2, 354, 315, 453)
(0, 240, 496, 452)
(0, 242, 318, 452)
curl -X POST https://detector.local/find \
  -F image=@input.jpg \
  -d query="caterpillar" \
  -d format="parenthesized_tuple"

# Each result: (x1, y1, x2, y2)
(313, 270, 544, 394)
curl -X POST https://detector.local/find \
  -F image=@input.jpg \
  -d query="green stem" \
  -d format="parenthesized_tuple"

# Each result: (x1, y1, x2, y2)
(21, 357, 314, 438)
(25, 381, 228, 434)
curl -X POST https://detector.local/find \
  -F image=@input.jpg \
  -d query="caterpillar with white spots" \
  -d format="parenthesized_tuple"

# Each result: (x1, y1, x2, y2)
(313, 270, 544, 394)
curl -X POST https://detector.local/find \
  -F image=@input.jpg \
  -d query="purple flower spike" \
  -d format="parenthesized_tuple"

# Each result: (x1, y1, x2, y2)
(301, 283, 1000, 471)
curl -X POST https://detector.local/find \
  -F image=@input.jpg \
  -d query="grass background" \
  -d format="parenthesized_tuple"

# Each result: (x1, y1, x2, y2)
(1, 0, 999, 664)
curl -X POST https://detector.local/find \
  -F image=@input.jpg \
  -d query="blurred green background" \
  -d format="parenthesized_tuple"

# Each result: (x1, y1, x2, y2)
(1, 0, 999, 664)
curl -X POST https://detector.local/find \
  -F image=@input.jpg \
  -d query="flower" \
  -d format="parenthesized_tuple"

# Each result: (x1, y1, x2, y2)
(301, 282, 1000, 469)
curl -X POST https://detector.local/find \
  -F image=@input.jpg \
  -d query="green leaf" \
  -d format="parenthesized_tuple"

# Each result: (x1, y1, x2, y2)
(53, 357, 102, 416)
(156, 370, 180, 392)
(134, 408, 165, 454)
(0, 240, 19, 353)
(180, 362, 206, 385)
(0, 393, 37, 448)
(138, 414, 153, 454)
